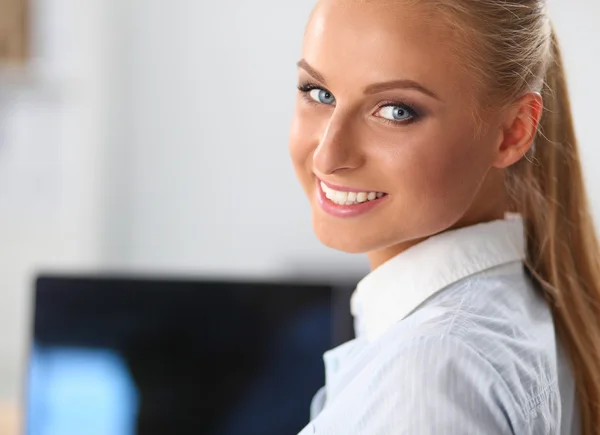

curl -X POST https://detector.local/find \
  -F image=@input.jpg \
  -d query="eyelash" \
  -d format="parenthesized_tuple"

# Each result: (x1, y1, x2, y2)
(297, 82, 331, 107)
(297, 81, 421, 126)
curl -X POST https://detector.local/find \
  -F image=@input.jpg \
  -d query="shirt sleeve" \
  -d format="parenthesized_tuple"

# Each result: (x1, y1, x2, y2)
(312, 335, 524, 435)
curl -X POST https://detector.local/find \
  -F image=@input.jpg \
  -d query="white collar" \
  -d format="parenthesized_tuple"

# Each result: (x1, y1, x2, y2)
(350, 214, 526, 342)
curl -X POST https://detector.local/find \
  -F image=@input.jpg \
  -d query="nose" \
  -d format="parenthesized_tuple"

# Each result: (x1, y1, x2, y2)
(313, 109, 364, 176)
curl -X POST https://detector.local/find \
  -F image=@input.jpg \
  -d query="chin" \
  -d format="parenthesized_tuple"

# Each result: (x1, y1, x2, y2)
(312, 218, 381, 254)
(316, 233, 368, 254)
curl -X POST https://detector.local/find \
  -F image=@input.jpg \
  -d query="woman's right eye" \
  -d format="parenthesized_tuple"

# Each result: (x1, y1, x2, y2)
(298, 84, 336, 106)
(309, 88, 336, 105)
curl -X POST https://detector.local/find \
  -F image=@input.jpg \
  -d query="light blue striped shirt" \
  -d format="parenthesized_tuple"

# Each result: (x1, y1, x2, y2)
(298, 216, 578, 434)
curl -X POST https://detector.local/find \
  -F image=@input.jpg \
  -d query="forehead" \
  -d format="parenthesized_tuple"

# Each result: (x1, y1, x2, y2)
(302, 1, 467, 97)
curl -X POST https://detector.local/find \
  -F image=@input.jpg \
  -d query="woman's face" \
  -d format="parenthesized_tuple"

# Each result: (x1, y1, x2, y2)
(289, 0, 508, 265)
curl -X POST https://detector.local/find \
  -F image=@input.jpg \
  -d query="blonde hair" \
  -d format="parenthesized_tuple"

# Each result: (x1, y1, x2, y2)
(429, 1, 600, 432)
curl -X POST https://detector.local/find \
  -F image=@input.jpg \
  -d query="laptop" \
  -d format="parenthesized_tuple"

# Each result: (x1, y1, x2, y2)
(25, 275, 355, 435)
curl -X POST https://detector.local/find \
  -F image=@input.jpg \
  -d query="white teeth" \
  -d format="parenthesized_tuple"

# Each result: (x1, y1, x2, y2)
(320, 182, 386, 206)
(335, 191, 348, 203)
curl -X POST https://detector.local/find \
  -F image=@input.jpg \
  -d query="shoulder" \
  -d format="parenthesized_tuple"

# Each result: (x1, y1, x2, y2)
(311, 334, 526, 435)
(404, 264, 558, 390)
(417, 267, 559, 400)
(381, 334, 528, 431)
(379, 269, 560, 432)
(316, 271, 561, 434)
(313, 332, 560, 435)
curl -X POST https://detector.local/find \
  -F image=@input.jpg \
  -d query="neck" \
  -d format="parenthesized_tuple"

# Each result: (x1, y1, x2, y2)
(367, 238, 426, 270)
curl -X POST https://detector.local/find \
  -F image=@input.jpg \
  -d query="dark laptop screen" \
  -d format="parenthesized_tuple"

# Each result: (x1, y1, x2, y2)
(26, 276, 354, 435)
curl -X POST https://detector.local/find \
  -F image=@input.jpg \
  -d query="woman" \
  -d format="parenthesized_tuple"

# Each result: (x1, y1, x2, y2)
(289, 0, 600, 434)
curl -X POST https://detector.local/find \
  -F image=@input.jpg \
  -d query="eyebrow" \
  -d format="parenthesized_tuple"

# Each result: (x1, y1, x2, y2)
(297, 59, 327, 84)
(296, 58, 441, 101)
(364, 80, 440, 100)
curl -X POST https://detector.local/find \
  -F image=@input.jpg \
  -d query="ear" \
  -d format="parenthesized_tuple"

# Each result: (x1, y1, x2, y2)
(492, 92, 544, 169)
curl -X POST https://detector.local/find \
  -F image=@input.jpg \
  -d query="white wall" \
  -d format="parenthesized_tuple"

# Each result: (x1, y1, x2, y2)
(0, 0, 117, 400)
(111, 0, 368, 279)
(0, 0, 599, 405)
(549, 1, 600, 220)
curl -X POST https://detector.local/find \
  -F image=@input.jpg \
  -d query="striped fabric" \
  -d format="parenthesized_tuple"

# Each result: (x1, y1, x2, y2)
(297, 216, 578, 434)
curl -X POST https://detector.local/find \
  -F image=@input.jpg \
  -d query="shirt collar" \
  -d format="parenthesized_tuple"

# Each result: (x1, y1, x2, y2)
(350, 214, 526, 342)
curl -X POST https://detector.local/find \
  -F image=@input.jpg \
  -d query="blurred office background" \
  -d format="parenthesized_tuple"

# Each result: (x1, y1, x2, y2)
(0, 0, 599, 430)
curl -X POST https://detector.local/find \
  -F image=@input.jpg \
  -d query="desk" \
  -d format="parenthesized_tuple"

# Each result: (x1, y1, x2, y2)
(0, 402, 20, 435)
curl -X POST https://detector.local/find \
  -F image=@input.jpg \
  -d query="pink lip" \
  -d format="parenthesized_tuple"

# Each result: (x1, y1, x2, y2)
(316, 182, 389, 218)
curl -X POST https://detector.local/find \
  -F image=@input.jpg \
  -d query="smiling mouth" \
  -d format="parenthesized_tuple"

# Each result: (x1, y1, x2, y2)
(320, 181, 387, 206)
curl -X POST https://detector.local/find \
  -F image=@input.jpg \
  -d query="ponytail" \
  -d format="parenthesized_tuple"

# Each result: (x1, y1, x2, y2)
(508, 26, 600, 433)
(430, 0, 600, 430)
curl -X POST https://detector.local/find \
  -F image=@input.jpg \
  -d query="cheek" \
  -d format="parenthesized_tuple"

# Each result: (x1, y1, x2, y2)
(382, 129, 492, 222)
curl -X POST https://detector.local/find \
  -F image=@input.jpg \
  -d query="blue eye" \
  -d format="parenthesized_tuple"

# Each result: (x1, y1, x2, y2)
(377, 105, 414, 122)
(309, 88, 336, 105)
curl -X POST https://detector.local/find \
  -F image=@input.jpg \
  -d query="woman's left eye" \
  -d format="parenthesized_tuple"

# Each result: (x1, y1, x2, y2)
(375, 105, 416, 123)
